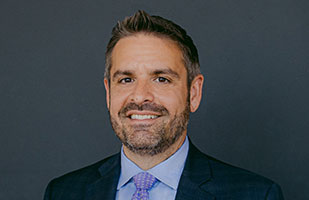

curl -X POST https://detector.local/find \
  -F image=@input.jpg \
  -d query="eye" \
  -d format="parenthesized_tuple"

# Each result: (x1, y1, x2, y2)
(155, 77, 171, 83)
(119, 77, 133, 83)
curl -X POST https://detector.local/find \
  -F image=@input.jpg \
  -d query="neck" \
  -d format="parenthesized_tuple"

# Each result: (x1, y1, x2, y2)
(123, 133, 187, 170)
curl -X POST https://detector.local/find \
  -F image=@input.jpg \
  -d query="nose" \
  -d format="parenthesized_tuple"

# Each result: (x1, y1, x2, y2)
(129, 80, 154, 104)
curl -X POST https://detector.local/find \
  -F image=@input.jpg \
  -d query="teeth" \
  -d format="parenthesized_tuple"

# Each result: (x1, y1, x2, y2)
(131, 114, 158, 120)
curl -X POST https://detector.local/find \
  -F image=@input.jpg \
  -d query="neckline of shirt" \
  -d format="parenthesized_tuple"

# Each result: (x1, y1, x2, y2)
(117, 136, 189, 191)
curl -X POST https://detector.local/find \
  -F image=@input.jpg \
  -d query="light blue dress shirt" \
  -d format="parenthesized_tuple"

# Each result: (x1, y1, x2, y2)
(115, 136, 189, 200)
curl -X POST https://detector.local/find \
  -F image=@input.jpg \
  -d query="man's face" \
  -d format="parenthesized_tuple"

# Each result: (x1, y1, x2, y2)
(104, 34, 192, 156)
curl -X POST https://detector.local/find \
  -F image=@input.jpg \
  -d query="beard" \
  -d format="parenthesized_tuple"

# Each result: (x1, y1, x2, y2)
(109, 102, 190, 156)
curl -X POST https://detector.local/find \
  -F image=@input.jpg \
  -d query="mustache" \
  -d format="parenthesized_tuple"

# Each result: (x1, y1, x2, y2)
(119, 102, 169, 116)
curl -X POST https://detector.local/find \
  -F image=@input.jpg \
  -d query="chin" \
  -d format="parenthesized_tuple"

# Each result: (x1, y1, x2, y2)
(126, 130, 161, 147)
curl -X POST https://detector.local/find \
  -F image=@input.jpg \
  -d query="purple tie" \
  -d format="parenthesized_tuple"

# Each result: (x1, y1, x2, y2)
(131, 172, 158, 200)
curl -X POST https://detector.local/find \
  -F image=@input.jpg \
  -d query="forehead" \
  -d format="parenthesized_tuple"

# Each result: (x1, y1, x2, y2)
(110, 34, 186, 74)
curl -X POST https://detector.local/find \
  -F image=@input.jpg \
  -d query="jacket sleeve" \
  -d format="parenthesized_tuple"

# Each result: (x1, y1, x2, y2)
(265, 182, 284, 200)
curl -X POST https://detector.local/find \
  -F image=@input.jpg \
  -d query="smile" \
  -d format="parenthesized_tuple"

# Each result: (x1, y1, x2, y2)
(130, 114, 159, 120)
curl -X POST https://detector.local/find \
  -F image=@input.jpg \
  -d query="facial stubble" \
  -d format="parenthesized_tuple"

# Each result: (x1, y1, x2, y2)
(109, 102, 190, 156)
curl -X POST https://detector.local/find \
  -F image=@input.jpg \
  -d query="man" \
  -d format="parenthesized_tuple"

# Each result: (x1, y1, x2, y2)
(44, 10, 284, 200)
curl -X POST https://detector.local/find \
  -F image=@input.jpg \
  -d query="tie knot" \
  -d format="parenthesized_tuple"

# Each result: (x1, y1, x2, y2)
(133, 172, 157, 190)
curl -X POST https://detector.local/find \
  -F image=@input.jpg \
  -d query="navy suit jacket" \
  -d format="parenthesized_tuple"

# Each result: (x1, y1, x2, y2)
(44, 141, 284, 200)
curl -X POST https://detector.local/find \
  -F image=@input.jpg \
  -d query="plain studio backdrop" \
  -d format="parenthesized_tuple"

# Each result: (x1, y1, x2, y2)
(1, 0, 308, 199)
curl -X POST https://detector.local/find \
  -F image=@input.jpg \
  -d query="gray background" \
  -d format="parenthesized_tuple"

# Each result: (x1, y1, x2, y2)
(1, 0, 308, 199)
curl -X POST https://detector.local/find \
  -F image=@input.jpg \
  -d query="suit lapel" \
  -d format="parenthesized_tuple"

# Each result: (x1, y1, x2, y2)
(85, 153, 121, 200)
(84, 141, 216, 200)
(175, 141, 216, 200)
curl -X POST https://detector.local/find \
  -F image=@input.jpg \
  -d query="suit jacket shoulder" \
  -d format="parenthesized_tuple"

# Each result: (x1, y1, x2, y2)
(44, 153, 120, 200)
(175, 142, 284, 200)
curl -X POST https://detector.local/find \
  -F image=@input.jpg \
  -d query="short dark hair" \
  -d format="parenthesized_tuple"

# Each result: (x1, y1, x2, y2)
(104, 10, 201, 87)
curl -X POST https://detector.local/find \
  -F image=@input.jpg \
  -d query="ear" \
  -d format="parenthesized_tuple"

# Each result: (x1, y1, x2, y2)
(189, 74, 204, 112)
(104, 78, 110, 110)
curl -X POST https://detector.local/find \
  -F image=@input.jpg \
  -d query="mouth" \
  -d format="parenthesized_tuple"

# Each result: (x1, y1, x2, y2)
(125, 111, 162, 122)
(130, 114, 159, 120)
(119, 103, 168, 122)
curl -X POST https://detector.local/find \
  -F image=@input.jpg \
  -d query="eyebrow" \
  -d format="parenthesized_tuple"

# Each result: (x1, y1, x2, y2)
(112, 68, 180, 81)
(152, 69, 180, 79)
(112, 70, 133, 81)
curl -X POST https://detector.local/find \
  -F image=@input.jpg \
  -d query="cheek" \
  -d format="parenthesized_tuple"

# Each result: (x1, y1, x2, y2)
(155, 87, 188, 112)
(109, 89, 130, 115)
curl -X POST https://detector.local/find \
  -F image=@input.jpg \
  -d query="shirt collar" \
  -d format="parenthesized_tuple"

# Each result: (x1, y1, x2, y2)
(117, 136, 189, 190)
